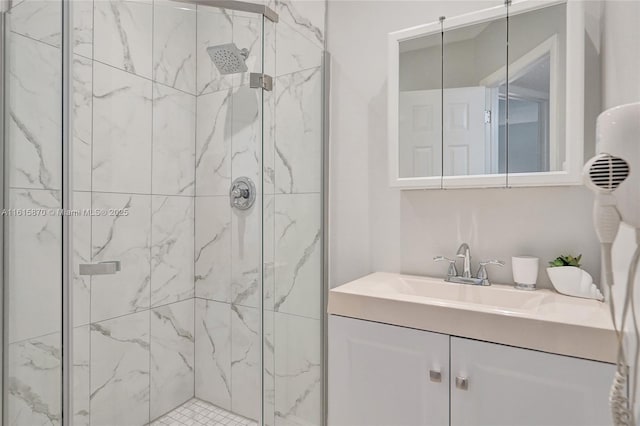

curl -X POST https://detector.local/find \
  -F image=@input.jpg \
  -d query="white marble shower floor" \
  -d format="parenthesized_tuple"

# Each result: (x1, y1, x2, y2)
(150, 398, 257, 426)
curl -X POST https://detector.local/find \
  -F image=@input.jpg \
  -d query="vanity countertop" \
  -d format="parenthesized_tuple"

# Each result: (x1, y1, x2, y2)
(328, 272, 617, 363)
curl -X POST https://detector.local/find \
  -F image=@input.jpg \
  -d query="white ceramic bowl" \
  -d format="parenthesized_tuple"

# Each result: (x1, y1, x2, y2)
(546, 266, 604, 301)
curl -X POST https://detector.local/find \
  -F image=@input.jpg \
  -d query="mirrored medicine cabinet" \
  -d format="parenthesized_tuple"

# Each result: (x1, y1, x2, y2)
(388, 0, 586, 189)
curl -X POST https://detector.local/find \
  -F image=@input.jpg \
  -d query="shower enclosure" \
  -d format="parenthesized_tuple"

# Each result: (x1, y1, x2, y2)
(0, 0, 327, 424)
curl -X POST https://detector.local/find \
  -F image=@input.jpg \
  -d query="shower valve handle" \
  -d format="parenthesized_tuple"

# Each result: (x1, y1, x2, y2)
(231, 187, 249, 199)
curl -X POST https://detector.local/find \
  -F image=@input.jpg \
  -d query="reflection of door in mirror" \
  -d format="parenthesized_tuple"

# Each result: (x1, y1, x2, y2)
(399, 91, 442, 178)
(442, 17, 507, 178)
(398, 31, 442, 179)
(443, 87, 487, 175)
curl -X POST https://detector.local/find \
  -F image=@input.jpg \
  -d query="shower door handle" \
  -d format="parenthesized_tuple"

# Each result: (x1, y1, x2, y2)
(79, 261, 121, 276)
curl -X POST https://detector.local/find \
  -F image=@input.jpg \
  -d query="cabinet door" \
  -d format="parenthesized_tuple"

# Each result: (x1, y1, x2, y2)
(450, 337, 616, 426)
(329, 315, 449, 426)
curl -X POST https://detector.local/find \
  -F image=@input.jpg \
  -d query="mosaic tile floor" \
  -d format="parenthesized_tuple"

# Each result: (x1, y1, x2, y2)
(150, 398, 257, 426)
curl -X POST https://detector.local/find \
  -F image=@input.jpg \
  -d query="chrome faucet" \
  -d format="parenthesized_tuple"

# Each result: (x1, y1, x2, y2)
(456, 243, 472, 278)
(434, 243, 505, 286)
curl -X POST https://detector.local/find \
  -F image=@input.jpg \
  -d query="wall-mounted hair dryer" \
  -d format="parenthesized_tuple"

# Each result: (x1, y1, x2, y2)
(583, 102, 640, 426)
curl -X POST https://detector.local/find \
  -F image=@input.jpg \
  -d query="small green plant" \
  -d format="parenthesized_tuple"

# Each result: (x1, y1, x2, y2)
(548, 254, 582, 268)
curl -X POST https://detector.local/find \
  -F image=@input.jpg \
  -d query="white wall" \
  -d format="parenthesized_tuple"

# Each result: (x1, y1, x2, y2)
(601, 0, 640, 419)
(602, 0, 640, 109)
(601, 0, 640, 306)
(327, 0, 607, 289)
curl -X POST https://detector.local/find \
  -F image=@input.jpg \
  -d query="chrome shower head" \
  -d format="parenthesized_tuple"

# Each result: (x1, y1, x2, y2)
(206, 43, 249, 75)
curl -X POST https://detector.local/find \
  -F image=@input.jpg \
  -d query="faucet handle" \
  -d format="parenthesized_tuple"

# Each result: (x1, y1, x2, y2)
(434, 256, 458, 278)
(479, 260, 505, 267)
(476, 260, 505, 285)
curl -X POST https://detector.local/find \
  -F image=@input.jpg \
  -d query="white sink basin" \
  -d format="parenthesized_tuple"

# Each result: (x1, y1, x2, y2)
(370, 275, 550, 313)
(328, 272, 617, 363)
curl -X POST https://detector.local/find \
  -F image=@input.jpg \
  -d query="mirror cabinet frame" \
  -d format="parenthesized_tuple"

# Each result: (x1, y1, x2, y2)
(388, 0, 585, 189)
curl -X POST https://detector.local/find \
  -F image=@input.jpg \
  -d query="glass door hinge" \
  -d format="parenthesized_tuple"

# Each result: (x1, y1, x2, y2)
(484, 110, 492, 124)
(250, 73, 273, 91)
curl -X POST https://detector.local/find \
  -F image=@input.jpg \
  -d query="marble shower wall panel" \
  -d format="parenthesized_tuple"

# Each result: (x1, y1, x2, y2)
(94, 0, 152, 79)
(231, 305, 260, 420)
(7, 189, 61, 344)
(195, 196, 232, 302)
(73, 53, 93, 144)
(275, 21, 322, 78)
(91, 193, 151, 322)
(74, 325, 91, 426)
(195, 299, 232, 410)
(92, 62, 152, 194)
(263, 64, 276, 196)
(73, 54, 93, 191)
(8, 0, 62, 47)
(231, 85, 262, 189)
(264, 17, 276, 82)
(274, 0, 325, 50)
(7, 332, 62, 426)
(73, 191, 91, 327)
(153, 0, 197, 95)
(263, 310, 276, 426)
(7, 32, 61, 191)
(231, 200, 262, 309)
(230, 85, 263, 309)
(73, 0, 94, 58)
(153, 84, 196, 196)
(196, 89, 232, 196)
(274, 193, 321, 319)
(90, 311, 151, 426)
(150, 299, 196, 420)
(274, 67, 322, 194)
(274, 313, 322, 426)
(151, 195, 195, 307)
(263, 195, 275, 311)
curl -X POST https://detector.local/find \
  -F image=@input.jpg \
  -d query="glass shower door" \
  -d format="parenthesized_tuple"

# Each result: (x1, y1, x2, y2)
(68, 1, 268, 424)
(193, 5, 266, 424)
(261, 9, 325, 426)
(2, 0, 64, 424)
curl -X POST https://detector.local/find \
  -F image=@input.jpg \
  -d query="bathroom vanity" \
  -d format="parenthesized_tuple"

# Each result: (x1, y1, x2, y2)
(328, 273, 617, 426)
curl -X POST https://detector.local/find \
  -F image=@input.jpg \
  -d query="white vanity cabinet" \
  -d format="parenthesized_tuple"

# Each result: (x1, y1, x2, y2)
(329, 315, 616, 426)
(329, 315, 450, 426)
(450, 337, 615, 426)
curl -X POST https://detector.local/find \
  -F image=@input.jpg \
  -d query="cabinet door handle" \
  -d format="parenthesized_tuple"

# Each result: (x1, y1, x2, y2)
(455, 376, 469, 390)
(429, 369, 442, 383)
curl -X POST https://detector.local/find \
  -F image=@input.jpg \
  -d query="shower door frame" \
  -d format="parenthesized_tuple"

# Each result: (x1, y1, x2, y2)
(0, 2, 7, 423)
(61, 0, 72, 424)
